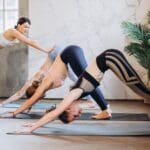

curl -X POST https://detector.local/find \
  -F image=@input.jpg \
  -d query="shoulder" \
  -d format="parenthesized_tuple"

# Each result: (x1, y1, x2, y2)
(9, 28, 19, 34)
(5, 28, 16, 33)
(6, 28, 21, 37)
(2, 28, 19, 38)
(8, 29, 23, 38)
(3, 28, 18, 37)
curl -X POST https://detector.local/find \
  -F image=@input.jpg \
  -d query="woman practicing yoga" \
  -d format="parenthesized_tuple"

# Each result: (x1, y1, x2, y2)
(0, 17, 54, 53)
(0, 45, 95, 106)
(18, 48, 150, 133)
(0, 45, 110, 120)
(0, 47, 62, 106)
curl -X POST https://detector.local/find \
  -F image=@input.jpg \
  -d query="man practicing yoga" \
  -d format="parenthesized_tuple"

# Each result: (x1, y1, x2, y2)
(17, 48, 150, 133)
(0, 45, 111, 120)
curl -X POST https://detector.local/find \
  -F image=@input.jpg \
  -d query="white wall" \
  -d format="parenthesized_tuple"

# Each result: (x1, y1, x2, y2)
(28, 0, 150, 99)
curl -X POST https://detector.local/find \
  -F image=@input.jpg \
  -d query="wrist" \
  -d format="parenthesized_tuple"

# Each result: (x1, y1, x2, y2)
(30, 124, 38, 132)
(12, 112, 17, 117)
(43, 49, 49, 53)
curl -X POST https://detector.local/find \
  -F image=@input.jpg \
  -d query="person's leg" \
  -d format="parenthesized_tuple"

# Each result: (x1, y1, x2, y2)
(60, 45, 108, 111)
(60, 45, 87, 76)
(96, 49, 150, 100)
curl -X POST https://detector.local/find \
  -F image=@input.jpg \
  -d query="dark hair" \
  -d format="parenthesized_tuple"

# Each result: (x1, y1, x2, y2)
(45, 106, 70, 124)
(58, 111, 70, 124)
(25, 81, 40, 98)
(15, 17, 31, 29)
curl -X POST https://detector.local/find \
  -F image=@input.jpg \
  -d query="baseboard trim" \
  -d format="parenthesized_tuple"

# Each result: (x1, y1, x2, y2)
(0, 97, 149, 104)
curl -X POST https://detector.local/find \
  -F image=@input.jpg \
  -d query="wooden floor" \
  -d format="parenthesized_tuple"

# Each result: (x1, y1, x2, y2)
(0, 99, 150, 150)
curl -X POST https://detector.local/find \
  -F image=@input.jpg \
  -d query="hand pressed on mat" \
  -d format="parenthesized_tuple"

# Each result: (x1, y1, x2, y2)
(0, 112, 14, 118)
(8, 128, 33, 135)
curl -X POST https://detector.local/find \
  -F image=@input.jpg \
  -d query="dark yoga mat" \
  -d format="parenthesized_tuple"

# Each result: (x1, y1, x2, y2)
(7, 121, 150, 136)
(4, 103, 150, 121)
(4, 112, 150, 121)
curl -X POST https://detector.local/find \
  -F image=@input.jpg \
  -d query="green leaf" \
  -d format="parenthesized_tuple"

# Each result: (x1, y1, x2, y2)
(147, 11, 150, 24)
(121, 21, 144, 42)
(121, 11, 150, 80)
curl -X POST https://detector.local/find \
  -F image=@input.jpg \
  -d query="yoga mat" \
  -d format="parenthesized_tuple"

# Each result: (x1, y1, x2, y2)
(7, 121, 150, 136)
(84, 113, 150, 121)
(1, 112, 150, 121)
(4, 103, 56, 109)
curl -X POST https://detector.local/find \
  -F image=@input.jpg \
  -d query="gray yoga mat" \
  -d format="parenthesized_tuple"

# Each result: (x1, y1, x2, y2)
(2, 112, 150, 121)
(7, 121, 150, 136)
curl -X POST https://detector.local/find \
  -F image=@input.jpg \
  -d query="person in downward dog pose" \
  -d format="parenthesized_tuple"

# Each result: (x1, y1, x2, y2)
(18, 48, 150, 133)
(1, 45, 110, 120)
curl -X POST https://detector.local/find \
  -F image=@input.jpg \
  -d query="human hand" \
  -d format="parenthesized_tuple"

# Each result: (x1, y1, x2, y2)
(13, 127, 33, 134)
(46, 45, 56, 53)
(0, 112, 14, 118)
(22, 122, 36, 127)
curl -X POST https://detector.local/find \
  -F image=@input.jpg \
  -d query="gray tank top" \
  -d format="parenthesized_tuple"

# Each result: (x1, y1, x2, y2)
(0, 33, 18, 47)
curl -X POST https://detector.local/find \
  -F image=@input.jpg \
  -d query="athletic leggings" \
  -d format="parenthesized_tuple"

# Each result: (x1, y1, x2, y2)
(60, 45, 108, 110)
(72, 49, 150, 100)
(96, 49, 150, 100)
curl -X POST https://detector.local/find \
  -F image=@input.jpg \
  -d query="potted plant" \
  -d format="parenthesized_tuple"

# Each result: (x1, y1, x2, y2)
(121, 11, 150, 87)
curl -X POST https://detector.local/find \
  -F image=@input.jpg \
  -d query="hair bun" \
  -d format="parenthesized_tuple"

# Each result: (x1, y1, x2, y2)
(32, 81, 40, 87)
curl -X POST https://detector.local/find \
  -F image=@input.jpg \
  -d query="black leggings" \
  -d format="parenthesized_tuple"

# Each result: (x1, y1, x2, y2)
(60, 45, 108, 110)
(96, 49, 150, 100)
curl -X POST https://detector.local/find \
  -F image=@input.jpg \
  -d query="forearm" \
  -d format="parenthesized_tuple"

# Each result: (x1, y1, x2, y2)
(2, 93, 24, 106)
(13, 85, 46, 116)
(29, 41, 53, 53)
(1, 81, 32, 105)
(2, 72, 46, 106)
(30, 110, 59, 132)
(13, 100, 33, 115)
(30, 41, 47, 53)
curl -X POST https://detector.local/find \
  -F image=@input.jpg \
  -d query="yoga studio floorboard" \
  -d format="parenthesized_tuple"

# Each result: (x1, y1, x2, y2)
(0, 99, 150, 150)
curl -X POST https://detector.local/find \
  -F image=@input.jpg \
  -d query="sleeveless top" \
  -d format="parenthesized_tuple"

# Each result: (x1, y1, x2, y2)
(0, 33, 17, 47)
